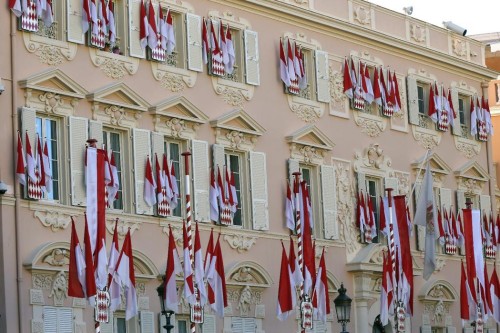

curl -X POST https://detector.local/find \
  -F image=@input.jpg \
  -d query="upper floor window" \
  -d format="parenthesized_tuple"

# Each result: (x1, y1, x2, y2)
(103, 129, 124, 210)
(36, 116, 60, 201)
(417, 83, 427, 115)
(164, 140, 182, 217)
(226, 152, 243, 226)
(457, 94, 471, 138)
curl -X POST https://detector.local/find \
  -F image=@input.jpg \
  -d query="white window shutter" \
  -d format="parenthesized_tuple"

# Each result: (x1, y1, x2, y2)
(315, 50, 330, 103)
(446, 327, 457, 333)
(384, 177, 399, 195)
(480, 195, 491, 213)
(312, 320, 327, 333)
(192, 140, 210, 222)
(250, 151, 269, 231)
(439, 188, 452, 210)
(456, 190, 466, 209)
(43, 307, 58, 332)
(67, 0, 84, 44)
(450, 87, 461, 136)
(321, 165, 338, 239)
(140, 311, 155, 333)
(158, 313, 166, 333)
(244, 30, 260, 86)
(128, 315, 139, 333)
(202, 314, 216, 333)
(420, 325, 432, 333)
(129, 0, 146, 59)
(406, 76, 419, 125)
(58, 308, 73, 333)
(69, 116, 89, 206)
(88, 120, 103, 145)
(212, 144, 225, 172)
(288, 158, 299, 185)
(99, 311, 114, 333)
(231, 317, 243, 333)
(357, 172, 367, 193)
(133, 128, 153, 215)
(186, 13, 203, 72)
(20, 107, 37, 164)
(151, 132, 164, 162)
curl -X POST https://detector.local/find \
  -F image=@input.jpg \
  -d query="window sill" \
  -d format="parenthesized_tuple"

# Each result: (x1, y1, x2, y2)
(152, 61, 197, 92)
(453, 135, 481, 158)
(286, 93, 325, 123)
(211, 76, 255, 109)
(352, 109, 387, 137)
(22, 31, 77, 65)
(89, 48, 140, 79)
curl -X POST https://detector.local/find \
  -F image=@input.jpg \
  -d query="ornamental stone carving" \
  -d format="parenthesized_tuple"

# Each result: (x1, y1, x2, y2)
(166, 118, 187, 138)
(355, 143, 391, 170)
(452, 38, 467, 58)
(353, 5, 371, 26)
(49, 271, 68, 306)
(152, 61, 196, 92)
(394, 171, 410, 195)
(30, 289, 45, 305)
(31, 320, 44, 333)
(291, 102, 320, 123)
(90, 49, 139, 79)
(212, 79, 253, 109)
(105, 218, 140, 239)
(329, 70, 346, 103)
(237, 285, 253, 315)
(413, 127, 441, 150)
(353, 112, 386, 137)
(23, 32, 77, 65)
(34, 209, 71, 231)
(224, 234, 257, 253)
(38, 92, 64, 113)
(410, 23, 427, 43)
(158, 71, 186, 92)
(43, 248, 69, 266)
(225, 131, 249, 149)
(33, 273, 54, 290)
(454, 136, 481, 158)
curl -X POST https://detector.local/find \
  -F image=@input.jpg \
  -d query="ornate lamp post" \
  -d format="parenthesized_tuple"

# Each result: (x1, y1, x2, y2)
(333, 283, 352, 333)
(157, 278, 175, 333)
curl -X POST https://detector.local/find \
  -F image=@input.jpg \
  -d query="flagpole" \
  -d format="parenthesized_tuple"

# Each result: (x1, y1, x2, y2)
(292, 172, 303, 299)
(181, 151, 196, 333)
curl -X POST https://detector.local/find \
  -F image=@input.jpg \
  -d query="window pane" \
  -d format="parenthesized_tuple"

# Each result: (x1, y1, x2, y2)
(228, 154, 242, 226)
(417, 85, 425, 114)
(177, 320, 188, 333)
(36, 117, 59, 200)
(104, 130, 123, 209)
(169, 142, 182, 217)
(117, 317, 127, 333)
(366, 178, 380, 243)
(458, 98, 465, 125)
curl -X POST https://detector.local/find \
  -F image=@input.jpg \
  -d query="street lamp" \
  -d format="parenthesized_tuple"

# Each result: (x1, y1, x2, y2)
(157, 278, 175, 333)
(333, 283, 352, 333)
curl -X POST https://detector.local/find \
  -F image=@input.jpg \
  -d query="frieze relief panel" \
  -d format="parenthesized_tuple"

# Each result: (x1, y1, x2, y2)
(105, 217, 141, 239)
(152, 62, 197, 93)
(89, 49, 139, 79)
(23, 31, 77, 65)
(406, 21, 429, 46)
(419, 281, 458, 329)
(328, 62, 350, 119)
(450, 37, 469, 60)
(224, 233, 258, 253)
(348, 1, 375, 29)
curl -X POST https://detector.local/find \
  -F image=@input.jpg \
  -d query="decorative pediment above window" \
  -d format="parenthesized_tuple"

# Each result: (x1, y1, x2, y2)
(87, 82, 150, 128)
(455, 160, 490, 194)
(353, 143, 392, 178)
(285, 125, 334, 165)
(418, 280, 458, 328)
(19, 68, 87, 116)
(412, 152, 452, 187)
(210, 109, 265, 151)
(150, 96, 208, 140)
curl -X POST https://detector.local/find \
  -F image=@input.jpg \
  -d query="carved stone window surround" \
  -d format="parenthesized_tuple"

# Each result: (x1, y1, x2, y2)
(23, 31, 77, 65)
(353, 143, 393, 179)
(89, 48, 140, 79)
(286, 125, 334, 165)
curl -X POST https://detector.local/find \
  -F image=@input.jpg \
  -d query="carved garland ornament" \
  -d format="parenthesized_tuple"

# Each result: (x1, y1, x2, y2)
(43, 248, 70, 266)
(34, 210, 71, 231)
(291, 103, 320, 123)
(159, 72, 186, 92)
(166, 118, 187, 138)
(105, 218, 141, 239)
(413, 130, 440, 150)
(90, 49, 139, 79)
(455, 139, 480, 158)
(410, 24, 426, 43)
(354, 115, 384, 137)
(23, 31, 77, 65)
(329, 70, 346, 103)
(224, 233, 257, 253)
(38, 92, 64, 113)
(216, 86, 246, 108)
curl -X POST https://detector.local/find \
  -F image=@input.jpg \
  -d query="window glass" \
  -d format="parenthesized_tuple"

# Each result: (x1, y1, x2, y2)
(36, 116, 59, 200)
(104, 130, 123, 209)
(116, 317, 127, 333)
(177, 319, 188, 333)
(166, 141, 182, 217)
(417, 85, 425, 114)
(365, 176, 381, 243)
(226, 153, 242, 226)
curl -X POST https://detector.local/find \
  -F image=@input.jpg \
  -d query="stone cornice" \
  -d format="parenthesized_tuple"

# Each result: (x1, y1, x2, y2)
(215, 0, 497, 81)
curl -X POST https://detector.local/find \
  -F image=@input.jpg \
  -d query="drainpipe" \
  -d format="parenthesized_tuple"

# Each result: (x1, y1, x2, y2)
(11, 13, 24, 333)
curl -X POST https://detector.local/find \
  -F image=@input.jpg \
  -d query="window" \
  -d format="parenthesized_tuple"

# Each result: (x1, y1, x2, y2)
(300, 164, 320, 235)
(417, 84, 427, 115)
(165, 140, 182, 217)
(43, 306, 72, 333)
(176, 318, 189, 333)
(225, 152, 245, 227)
(103, 129, 123, 210)
(17, 0, 62, 39)
(458, 94, 470, 138)
(230, 317, 256, 333)
(365, 176, 382, 243)
(36, 116, 60, 200)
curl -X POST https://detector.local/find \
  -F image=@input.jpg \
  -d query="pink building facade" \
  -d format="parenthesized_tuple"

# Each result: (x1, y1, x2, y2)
(0, 0, 498, 333)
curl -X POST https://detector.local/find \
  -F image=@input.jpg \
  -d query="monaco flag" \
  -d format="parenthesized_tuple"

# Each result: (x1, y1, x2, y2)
(107, 151, 119, 205)
(490, 266, 500, 323)
(182, 221, 196, 305)
(380, 251, 393, 326)
(210, 168, 219, 222)
(144, 156, 156, 207)
(42, 140, 53, 193)
(202, 18, 209, 64)
(463, 208, 485, 289)
(147, 0, 158, 49)
(194, 223, 208, 306)
(139, 0, 148, 49)
(165, 225, 182, 312)
(68, 218, 86, 298)
(288, 237, 303, 286)
(165, 9, 175, 54)
(9, 0, 23, 17)
(207, 234, 228, 317)
(26, 132, 36, 183)
(301, 181, 315, 295)
(285, 182, 295, 231)
(115, 230, 138, 320)
(276, 242, 295, 321)
(204, 229, 215, 305)
(83, 215, 97, 301)
(279, 39, 291, 87)
(16, 131, 26, 186)
(312, 248, 330, 323)
(107, 219, 121, 310)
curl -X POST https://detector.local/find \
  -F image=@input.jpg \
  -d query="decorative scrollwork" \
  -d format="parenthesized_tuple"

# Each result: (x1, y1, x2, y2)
(225, 131, 247, 149)
(166, 118, 187, 138)
(105, 218, 140, 239)
(159, 72, 186, 92)
(354, 115, 384, 137)
(43, 248, 70, 266)
(35, 45, 64, 65)
(353, 5, 371, 25)
(39, 92, 63, 114)
(291, 103, 320, 123)
(223, 234, 257, 253)
(34, 210, 71, 231)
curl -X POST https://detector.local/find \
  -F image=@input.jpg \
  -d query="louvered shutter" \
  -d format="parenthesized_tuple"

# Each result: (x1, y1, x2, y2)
(89, 120, 103, 145)
(212, 144, 225, 173)
(439, 188, 452, 211)
(313, 320, 327, 333)
(192, 140, 210, 222)
(315, 50, 330, 103)
(357, 172, 366, 193)
(288, 159, 299, 184)
(384, 177, 399, 194)
(420, 326, 432, 333)
(480, 195, 491, 213)
(100, 311, 113, 333)
(69, 116, 88, 206)
(202, 315, 216, 333)
(456, 190, 466, 209)
(133, 128, 153, 215)
(67, 0, 85, 44)
(43, 307, 58, 332)
(140, 311, 155, 333)
(407, 76, 419, 125)
(58, 308, 73, 333)
(20, 106, 37, 198)
(244, 30, 260, 86)
(186, 13, 203, 72)
(128, 316, 139, 333)
(151, 132, 164, 167)
(129, 0, 146, 58)
(158, 313, 166, 333)
(231, 317, 256, 333)
(250, 151, 269, 231)
(321, 165, 338, 239)
(450, 87, 461, 136)
(464, 329, 474, 333)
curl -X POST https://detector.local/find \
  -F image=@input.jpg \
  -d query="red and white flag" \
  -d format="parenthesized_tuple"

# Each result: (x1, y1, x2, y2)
(194, 223, 208, 306)
(107, 151, 119, 205)
(68, 218, 86, 298)
(83, 215, 97, 301)
(202, 18, 209, 64)
(357, 192, 367, 234)
(279, 39, 291, 87)
(293, 43, 302, 82)
(276, 242, 295, 321)
(463, 209, 485, 289)
(204, 229, 215, 305)
(163, 154, 173, 204)
(210, 168, 219, 222)
(225, 25, 235, 74)
(169, 162, 179, 210)
(298, 49, 307, 90)
(98, 0, 107, 35)
(366, 195, 377, 242)
(159, 6, 167, 51)
(490, 266, 500, 323)
(82, 0, 91, 33)
(115, 230, 138, 320)
(42, 140, 52, 194)
(164, 225, 182, 312)
(461, 260, 476, 321)
(147, 0, 158, 49)
(229, 170, 238, 213)
(36, 135, 46, 193)
(210, 20, 222, 63)
(482, 263, 493, 318)
(364, 64, 374, 104)
(90, 0, 98, 35)
(285, 182, 295, 231)
(484, 97, 493, 134)
(16, 131, 26, 186)
(219, 21, 229, 67)
(288, 237, 303, 286)
(380, 251, 393, 326)
(9, 0, 23, 17)
(301, 181, 315, 295)
(165, 9, 175, 54)
(446, 89, 457, 127)
(379, 67, 388, 107)
(392, 71, 401, 113)
(207, 235, 228, 317)
(350, 58, 357, 88)
(373, 66, 382, 106)
(144, 156, 156, 207)
(107, 219, 121, 310)
(216, 166, 225, 208)
(182, 221, 196, 305)
(470, 97, 478, 136)
(312, 248, 330, 323)
(286, 40, 296, 81)
(107, 0, 116, 44)
(139, 0, 148, 49)
(155, 154, 164, 204)
(41, 0, 53, 27)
